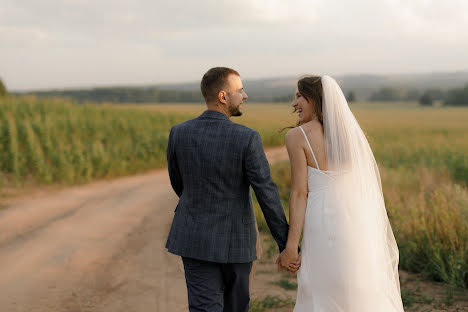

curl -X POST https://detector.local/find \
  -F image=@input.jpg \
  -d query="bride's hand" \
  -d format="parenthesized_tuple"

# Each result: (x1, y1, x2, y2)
(279, 246, 299, 269)
(288, 253, 301, 274)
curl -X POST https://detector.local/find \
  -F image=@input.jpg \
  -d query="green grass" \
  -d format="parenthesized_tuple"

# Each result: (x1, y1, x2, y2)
(442, 288, 455, 307)
(272, 279, 298, 291)
(250, 295, 295, 312)
(401, 287, 435, 308)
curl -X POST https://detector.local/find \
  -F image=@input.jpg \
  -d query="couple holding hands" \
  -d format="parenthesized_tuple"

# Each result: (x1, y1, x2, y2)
(166, 67, 404, 312)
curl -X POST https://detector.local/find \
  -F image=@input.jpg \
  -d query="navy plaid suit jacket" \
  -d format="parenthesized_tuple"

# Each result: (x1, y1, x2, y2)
(165, 110, 289, 263)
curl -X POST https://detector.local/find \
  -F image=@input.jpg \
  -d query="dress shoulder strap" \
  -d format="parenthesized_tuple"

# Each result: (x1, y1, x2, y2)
(298, 126, 320, 170)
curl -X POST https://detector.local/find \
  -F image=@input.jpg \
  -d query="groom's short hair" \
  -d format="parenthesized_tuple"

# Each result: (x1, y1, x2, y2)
(201, 67, 240, 103)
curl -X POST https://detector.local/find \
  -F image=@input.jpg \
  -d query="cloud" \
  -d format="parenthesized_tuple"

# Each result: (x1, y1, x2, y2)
(1, 0, 467, 90)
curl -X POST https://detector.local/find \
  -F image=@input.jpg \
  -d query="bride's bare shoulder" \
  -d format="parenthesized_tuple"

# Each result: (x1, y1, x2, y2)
(302, 120, 323, 132)
(285, 127, 303, 147)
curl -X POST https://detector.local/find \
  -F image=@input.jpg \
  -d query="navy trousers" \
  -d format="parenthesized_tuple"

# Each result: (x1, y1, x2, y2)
(182, 257, 253, 312)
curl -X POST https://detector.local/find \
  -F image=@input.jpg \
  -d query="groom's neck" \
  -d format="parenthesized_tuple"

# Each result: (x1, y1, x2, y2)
(206, 104, 231, 118)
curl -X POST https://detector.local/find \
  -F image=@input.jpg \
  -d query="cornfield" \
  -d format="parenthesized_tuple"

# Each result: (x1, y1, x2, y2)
(0, 97, 191, 186)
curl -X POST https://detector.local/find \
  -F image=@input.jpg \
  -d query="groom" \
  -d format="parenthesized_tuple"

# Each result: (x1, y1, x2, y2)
(165, 67, 290, 312)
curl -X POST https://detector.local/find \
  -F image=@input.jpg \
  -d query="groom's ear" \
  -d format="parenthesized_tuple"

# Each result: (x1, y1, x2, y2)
(218, 91, 227, 104)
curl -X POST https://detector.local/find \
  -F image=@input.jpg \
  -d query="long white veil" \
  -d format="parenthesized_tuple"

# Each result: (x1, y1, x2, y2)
(321, 76, 404, 310)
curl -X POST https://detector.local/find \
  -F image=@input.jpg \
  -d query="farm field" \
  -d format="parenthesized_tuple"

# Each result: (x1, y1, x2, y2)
(0, 97, 191, 198)
(0, 97, 467, 310)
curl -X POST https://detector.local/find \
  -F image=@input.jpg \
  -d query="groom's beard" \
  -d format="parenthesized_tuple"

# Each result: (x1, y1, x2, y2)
(228, 102, 242, 116)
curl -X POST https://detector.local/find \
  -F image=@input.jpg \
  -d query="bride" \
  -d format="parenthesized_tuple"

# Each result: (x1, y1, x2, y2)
(277, 76, 404, 311)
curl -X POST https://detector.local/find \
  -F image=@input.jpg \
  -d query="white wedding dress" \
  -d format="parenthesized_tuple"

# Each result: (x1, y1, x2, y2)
(293, 77, 404, 312)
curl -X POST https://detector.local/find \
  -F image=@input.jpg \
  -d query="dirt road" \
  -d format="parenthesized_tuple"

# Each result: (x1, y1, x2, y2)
(0, 146, 289, 312)
(3, 144, 466, 312)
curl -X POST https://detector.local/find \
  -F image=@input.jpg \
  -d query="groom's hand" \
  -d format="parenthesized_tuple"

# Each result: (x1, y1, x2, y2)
(287, 253, 301, 274)
(278, 246, 299, 270)
(276, 255, 282, 272)
(275, 254, 301, 274)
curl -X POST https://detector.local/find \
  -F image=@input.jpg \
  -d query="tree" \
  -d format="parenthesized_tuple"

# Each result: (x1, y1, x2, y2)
(444, 84, 468, 106)
(424, 88, 445, 101)
(369, 87, 421, 102)
(346, 91, 356, 102)
(0, 77, 7, 98)
(406, 89, 421, 101)
(369, 87, 403, 101)
(419, 92, 433, 106)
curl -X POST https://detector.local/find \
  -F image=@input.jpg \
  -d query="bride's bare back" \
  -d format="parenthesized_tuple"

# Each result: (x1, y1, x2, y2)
(296, 120, 327, 171)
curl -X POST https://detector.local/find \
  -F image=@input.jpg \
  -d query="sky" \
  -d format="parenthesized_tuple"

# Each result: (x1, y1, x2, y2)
(1, 0, 467, 91)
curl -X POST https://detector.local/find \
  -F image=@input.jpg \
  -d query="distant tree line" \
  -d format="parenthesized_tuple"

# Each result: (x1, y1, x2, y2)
(368, 84, 468, 106)
(347, 91, 356, 102)
(444, 84, 468, 106)
(273, 94, 293, 102)
(369, 87, 424, 102)
(7, 78, 468, 106)
(157, 89, 203, 103)
(266, 86, 468, 106)
(20, 87, 204, 104)
(272, 92, 358, 103)
(418, 88, 445, 106)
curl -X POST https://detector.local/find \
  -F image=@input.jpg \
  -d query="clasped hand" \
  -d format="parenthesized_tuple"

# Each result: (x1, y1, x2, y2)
(276, 247, 301, 273)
